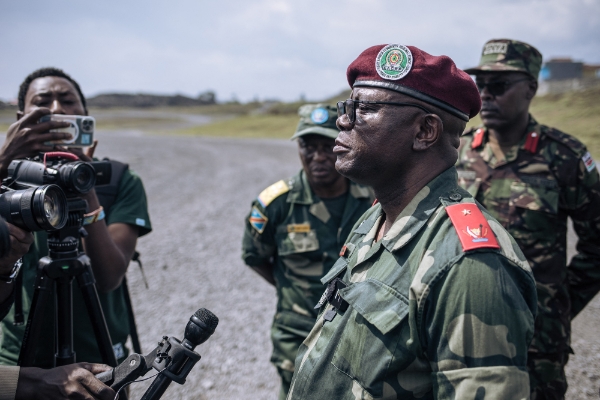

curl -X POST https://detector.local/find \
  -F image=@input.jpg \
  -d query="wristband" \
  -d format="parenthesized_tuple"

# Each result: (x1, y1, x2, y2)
(83, 206, 105, 226)
(0, 258, 22, 284)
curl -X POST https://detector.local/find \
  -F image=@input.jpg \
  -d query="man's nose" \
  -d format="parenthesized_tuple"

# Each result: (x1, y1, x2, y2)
(313, 147, 329, 161)
(336, 115, 353, 131)
(49, 100, 66, 114)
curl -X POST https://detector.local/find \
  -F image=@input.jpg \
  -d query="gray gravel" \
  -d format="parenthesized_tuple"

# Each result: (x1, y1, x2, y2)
(4, 128, 598, 399)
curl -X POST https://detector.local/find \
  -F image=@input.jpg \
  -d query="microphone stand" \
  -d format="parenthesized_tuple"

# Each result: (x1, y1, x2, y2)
(97, 308, 218, 400)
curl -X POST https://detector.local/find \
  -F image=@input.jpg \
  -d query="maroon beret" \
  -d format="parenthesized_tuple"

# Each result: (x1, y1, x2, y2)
(347, 44, 481, 121)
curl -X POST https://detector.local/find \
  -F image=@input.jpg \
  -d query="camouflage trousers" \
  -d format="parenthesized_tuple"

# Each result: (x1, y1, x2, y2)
(270, 311, 315, 400)
(528, 351, 569, 400)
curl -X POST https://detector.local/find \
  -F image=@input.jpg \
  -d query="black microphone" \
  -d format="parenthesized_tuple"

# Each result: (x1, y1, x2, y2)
(140, 308, 219, 400)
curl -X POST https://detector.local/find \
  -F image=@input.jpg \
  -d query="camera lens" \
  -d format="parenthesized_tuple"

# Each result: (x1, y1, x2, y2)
(43, 189, 63, 228)
(0, 185, 68, 231)
(59, 162, 96, 194)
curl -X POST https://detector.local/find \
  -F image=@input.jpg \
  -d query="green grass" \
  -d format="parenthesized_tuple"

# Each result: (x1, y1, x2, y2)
(178, 114, 299, 139)
(467, 86, 600, 159)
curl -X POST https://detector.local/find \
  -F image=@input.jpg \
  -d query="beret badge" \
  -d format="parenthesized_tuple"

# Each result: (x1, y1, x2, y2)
(375, 44, 413, 80)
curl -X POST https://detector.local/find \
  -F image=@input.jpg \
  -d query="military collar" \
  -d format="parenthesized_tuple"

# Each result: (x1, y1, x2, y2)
(472, 114, 542, 168)
(286, 170, 371, 205)
(354, 167, 461, 258)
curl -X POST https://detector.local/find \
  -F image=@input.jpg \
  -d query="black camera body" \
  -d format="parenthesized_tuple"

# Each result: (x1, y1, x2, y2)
(0, 154, 112, 233)
(6, 157, 111, 196)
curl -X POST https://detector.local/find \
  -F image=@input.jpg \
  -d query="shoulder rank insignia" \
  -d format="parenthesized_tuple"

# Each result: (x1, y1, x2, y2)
(582, 152, 597, 173)
(249, 206, 268, 234)
(257, 180, 290, 208)
(524, 131, 540, 153)
(471, 128, 485, 149)
(445, 203, 499, 251)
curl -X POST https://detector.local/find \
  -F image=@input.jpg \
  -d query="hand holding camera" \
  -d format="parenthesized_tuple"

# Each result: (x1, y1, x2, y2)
(0, 108, 75, 180)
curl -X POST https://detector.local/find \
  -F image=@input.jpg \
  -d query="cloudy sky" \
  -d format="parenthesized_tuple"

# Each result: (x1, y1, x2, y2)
(1, 0, 598, 102)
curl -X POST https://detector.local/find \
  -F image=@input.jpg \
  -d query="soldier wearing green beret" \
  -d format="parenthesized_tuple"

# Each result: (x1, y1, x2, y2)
(457, 38, 600, 399)
(241, 104, 373, 399)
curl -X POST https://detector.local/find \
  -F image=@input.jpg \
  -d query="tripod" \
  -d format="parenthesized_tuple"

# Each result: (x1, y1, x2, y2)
(18, 197, 118, 368)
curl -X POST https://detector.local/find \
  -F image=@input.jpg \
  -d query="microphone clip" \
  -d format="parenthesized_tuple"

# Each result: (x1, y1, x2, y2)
(152, 336, 201, 385)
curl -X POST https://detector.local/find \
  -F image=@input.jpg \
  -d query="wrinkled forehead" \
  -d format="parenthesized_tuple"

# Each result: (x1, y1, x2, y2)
(26, 76, 79, 98)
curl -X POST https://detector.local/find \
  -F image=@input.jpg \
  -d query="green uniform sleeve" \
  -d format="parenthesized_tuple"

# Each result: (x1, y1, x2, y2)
(105, 168, 152, 237)
(423, 252, 536, 399)
(241, 201, 278, 267)
(566, 157, 600, 317)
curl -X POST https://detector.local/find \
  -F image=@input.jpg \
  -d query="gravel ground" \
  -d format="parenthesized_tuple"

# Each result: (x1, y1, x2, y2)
(4, 128, 598, 399)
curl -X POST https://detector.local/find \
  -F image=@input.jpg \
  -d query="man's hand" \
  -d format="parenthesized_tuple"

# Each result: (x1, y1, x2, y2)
(0, 224, 33, 274)
(0, 108, 72, 179)
(16, 363, 117, 400)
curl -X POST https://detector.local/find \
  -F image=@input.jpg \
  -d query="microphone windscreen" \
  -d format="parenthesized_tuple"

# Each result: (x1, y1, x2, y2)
(193, 308, 219, 331)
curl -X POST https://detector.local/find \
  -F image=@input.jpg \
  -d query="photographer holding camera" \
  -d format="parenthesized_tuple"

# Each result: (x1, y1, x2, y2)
(0, 220, 116, 400)
(0, 67, 152, 368)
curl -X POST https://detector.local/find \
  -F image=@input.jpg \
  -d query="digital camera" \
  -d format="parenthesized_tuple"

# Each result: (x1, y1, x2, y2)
(40, 115, 95, 147)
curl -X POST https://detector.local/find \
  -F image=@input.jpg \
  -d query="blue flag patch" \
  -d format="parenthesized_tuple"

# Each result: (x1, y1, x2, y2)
(250, 206, 268, 234)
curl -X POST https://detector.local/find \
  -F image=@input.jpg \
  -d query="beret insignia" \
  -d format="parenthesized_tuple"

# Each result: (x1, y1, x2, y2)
(375, 44, 413, 80)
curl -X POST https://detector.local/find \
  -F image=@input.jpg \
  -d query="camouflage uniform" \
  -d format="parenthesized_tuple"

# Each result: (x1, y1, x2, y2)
(460, 39, 600, 399)
(242, 104, 373, 399)
(287, 167, 537, 400)
(457, 118, 600, 398)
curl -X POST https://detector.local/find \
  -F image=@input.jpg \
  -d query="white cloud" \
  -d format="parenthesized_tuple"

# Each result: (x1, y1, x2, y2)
(0, 0, 598, 102)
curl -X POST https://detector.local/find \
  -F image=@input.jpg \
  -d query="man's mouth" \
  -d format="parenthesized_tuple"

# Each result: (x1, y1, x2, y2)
(333, 138, 350, 154)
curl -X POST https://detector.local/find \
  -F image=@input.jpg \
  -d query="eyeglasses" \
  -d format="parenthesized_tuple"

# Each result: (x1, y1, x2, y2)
(476, 78, 531, 97)
(337, 99, 432, 124)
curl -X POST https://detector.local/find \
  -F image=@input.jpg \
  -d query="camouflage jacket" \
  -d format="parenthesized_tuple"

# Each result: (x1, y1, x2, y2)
(456, 116, 600, 354)
(287, 167, 537, 400)
(242, 170, 373, 319)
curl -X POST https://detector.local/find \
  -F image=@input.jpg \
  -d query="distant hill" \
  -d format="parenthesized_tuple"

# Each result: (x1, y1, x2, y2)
(87, 91, 216, 108)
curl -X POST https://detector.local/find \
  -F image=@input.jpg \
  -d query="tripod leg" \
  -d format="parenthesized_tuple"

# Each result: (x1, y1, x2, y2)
(76, 264, 118, 367)
(55, 277, 75, 366)
(18, 269, 53, 366)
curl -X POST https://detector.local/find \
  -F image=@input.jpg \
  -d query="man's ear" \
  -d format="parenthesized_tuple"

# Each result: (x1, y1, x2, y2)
(413, 114, 443, 151)
(16, 111, 23, 121)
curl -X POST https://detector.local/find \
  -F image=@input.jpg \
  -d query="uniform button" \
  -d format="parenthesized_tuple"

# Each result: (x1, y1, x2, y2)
(449, 193, 462, 201)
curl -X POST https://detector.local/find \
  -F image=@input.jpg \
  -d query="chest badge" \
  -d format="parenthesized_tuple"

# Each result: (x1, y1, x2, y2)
(287, 223, 311, 233)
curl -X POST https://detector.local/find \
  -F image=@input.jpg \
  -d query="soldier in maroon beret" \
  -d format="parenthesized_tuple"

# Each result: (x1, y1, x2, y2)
(287, 44, 538, 400)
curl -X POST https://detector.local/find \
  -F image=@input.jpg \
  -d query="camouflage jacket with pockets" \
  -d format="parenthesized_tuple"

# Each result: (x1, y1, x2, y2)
(287, 167, 537, 400)
(242, 169, 373, 320)
(456, 115, 600, 354)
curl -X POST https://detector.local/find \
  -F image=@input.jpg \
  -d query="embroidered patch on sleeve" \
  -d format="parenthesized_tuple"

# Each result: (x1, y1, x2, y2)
(582, 152, 597, 173)
(446, 203, 500, 251)
(250, 206, 268, 234)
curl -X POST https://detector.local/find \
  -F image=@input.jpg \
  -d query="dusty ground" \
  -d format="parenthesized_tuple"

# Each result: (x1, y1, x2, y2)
(1, 127, 598, 399)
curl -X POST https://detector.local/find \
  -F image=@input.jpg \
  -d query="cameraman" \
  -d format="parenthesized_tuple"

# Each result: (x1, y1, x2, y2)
(0, 67, 152, 367)
(0, 222, 115, 400)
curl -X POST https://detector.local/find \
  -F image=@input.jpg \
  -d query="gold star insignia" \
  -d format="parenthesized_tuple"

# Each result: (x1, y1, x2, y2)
(462, 209, 471, 216)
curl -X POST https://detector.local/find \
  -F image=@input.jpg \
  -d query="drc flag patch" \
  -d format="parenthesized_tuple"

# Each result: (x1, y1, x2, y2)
(250, 206, 268, 234)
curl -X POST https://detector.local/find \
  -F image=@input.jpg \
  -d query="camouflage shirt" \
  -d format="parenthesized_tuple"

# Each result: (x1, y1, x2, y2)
(288, 167, 537, 400)
(456, 116, 600, 355)
(242, 170, 373, 370)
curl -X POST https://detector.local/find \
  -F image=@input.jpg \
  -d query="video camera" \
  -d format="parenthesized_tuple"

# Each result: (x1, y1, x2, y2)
(0, 152, 111, 233)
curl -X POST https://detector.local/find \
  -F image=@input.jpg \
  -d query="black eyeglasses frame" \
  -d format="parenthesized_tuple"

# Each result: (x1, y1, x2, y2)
(337, 99, 432, 124)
